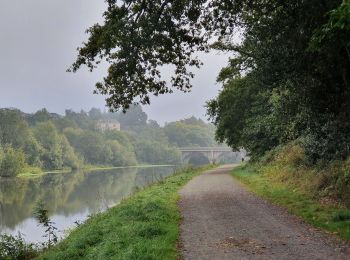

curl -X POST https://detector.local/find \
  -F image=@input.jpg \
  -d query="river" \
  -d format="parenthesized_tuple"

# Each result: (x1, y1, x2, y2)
(0, 166, 176, 243)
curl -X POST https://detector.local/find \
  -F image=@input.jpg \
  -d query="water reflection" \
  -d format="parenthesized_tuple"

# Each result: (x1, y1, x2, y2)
(0, 166, 175, 242)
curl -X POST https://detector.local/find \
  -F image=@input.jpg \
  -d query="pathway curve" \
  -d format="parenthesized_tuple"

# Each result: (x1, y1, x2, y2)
(179, 164, 350, 259)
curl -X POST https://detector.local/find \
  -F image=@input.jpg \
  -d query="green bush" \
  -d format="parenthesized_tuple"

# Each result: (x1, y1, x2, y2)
(0, 234, 38, 260)
(0, 146, 26, 177)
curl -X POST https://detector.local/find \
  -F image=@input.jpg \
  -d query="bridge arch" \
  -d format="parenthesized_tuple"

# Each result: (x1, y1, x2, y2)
(179, 147, 245, 165)
(184, 152, 211, 165)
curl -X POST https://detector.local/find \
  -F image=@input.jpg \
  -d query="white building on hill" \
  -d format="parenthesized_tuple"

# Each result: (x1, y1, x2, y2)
(97, 119, 121, 132)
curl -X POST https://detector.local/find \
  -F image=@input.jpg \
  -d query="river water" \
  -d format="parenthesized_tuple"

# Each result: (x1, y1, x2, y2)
(0, 166, 176, 243)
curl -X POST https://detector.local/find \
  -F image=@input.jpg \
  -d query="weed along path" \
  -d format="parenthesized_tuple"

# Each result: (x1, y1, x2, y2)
(179, 164, 350, 259)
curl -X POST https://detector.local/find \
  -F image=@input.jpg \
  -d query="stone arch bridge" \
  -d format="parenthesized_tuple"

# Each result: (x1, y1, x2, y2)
(179, 147, 244, 164)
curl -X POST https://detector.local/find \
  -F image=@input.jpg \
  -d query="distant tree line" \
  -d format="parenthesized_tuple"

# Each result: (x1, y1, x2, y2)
(0, 106, 219, 177)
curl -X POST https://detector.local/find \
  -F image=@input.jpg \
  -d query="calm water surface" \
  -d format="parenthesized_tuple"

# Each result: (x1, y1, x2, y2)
(0, 166, 176, 243)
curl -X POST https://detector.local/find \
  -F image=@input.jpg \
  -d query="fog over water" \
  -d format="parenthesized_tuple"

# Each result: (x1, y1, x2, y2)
(0, 1, 228, 124)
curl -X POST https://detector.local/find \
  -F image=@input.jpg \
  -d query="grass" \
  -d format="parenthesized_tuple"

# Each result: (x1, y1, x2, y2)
(17, 168, 71, 178)
(38, 165, 214, 260)
(16, 164, 176, 179)
(232, 165, 350, 241)
(16, 166, 44, 178)
(85, 164, 176, 172)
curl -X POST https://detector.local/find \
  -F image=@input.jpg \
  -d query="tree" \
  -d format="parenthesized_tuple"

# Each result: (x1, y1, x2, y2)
(64, 129, 112, 165)
(134, 140, 181, 164)
(33, 122, 65, 169)
(164, 119, 216, 147)
(206, 0, 350, 161)
(148, 120, 160, 129)
(108, 140, 137, 166)
(117, 105, 147, 130)
(88, 108, 103, 120)
(0, 109, 43, 166)
(28, 108, 53, 125)
(0, 109, 30, 148)
(65, 109, 93, 130)
(207, 76, 280, 157)
(53, 117, 78, 132)
(60, 135, 82, 170)
(70, 0, 238, 111)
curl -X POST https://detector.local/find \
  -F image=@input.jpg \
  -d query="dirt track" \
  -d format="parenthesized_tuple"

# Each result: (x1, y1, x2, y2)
(179, 165, 350, 259)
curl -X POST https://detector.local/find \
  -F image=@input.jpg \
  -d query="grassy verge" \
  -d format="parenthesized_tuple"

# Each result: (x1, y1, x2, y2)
(232, 165, 350, 241)
(38, 165, 214, 260)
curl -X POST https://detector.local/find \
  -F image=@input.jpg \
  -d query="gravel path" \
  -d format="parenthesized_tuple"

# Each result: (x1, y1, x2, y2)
(179, 164, 350, 260)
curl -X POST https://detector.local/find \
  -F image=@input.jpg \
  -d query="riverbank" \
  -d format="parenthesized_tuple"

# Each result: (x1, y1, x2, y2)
(14, 164, 176, 178)
(232, 165, 350, 241)
(38, 165, 214, 259)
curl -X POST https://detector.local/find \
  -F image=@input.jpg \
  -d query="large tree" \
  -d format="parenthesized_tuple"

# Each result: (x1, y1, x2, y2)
(70, 0, 238, 111)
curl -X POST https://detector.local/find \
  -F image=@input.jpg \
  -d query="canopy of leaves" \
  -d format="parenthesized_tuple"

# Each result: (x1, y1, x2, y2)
(71, 0, 241, 111)
(207, 0, 350, 161)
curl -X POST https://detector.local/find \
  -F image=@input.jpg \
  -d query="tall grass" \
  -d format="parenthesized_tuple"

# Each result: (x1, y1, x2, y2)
(256, 142, 350, 207)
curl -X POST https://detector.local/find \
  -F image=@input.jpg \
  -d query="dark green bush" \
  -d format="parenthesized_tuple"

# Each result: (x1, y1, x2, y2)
(0, 234, 38, 260)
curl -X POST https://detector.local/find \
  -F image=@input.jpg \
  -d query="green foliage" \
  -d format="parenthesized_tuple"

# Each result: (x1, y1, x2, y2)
(118, 105, 148, 130)
(309, 0, 350, 52)
(0, 109, 30, 147)
(0, 234, 38, 260)
(107, 140, 137, 166)
(135, 140, 181, 165)
(206, 0, 350, 161)
(52, 117, 78, 132)
(0, 105, 218, 176)
(33, 122, 65, 170)
(70, 1, 213, 111)
(207, 77, 276, 157)
(34, 202, 58, 247)
(164, 117, 217, 147)
(28, 108, 54, 125)
(0, 146, 26, 177)
(0, 109, 43, 166)
(60, 136, 81, 170)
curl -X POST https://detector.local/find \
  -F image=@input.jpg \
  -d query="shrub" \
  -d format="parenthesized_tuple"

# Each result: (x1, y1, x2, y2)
(0, 234, 38, 260)
(0, 146, 26, 177)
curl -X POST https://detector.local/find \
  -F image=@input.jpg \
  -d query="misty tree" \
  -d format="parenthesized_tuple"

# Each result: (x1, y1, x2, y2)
(88, 108, 103, 120)
(118, 105, 148, 130)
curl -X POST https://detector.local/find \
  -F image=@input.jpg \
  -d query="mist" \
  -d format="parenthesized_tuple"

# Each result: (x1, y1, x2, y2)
(0, 0, 227, 124)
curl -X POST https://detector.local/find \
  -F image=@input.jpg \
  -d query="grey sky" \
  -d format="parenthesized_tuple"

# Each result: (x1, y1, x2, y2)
(0, 1, 228, 124)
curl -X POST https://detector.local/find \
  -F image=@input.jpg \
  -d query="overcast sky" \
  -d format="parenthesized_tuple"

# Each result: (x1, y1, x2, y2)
(0, 1, 228, 124)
